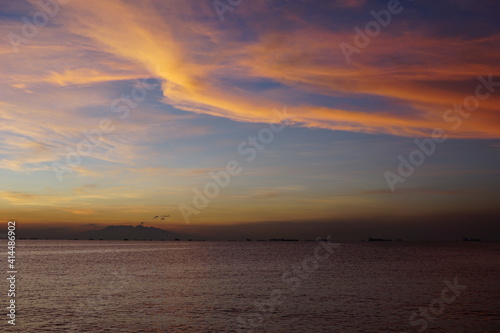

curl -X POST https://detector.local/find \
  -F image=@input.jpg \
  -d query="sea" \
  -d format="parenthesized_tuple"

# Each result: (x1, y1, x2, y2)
(4, 240, 500, 332)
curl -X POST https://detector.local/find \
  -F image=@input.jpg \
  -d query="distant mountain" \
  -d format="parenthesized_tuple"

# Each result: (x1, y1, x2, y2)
(79, 225, 189, 240)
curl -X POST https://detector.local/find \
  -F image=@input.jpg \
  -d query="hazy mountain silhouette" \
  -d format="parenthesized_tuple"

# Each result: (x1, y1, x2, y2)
(79, 225, 189, 240)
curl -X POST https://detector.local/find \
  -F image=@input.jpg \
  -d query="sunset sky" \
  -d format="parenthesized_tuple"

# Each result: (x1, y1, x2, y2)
(1, 0, 499, 239)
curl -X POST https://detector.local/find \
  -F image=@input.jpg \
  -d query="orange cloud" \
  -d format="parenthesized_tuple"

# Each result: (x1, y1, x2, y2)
(59, 1, 500, 138)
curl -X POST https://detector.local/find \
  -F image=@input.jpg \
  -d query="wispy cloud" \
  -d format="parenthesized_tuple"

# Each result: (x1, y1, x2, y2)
(361, 188, 467, 195)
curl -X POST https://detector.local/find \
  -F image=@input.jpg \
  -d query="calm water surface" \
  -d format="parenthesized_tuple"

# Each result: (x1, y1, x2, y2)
(7, 241, 500, 332)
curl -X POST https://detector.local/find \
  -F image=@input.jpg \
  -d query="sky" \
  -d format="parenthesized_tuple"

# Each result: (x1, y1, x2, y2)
(1, 0, 499, 240)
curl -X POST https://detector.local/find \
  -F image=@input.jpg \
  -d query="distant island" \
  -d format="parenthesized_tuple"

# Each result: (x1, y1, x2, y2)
(368, 237, 392, 241)
(463, 238, 481, 242)
(268, 238, 299, 242)
(78, 225, 189, 241)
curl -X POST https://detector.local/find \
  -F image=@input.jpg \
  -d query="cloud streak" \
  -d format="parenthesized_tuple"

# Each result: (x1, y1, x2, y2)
(53, 0, 499, 138)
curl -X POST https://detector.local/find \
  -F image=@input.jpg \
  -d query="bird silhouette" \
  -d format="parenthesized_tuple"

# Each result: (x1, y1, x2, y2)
(151, 214, 170, 221)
